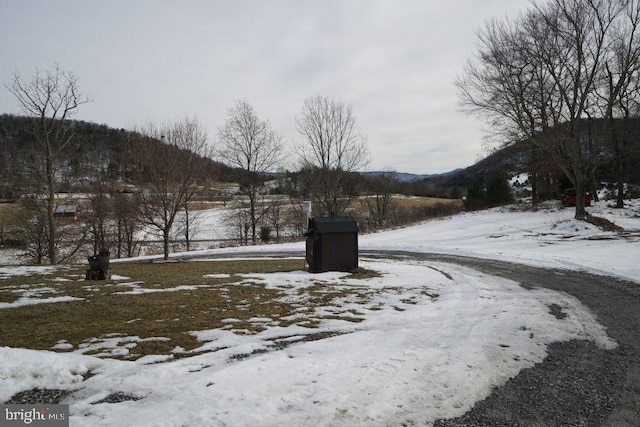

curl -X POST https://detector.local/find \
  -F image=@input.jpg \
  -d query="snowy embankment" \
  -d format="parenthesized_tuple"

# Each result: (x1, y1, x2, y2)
(0, 200, 637, 426)
(359, 201, 640, 282)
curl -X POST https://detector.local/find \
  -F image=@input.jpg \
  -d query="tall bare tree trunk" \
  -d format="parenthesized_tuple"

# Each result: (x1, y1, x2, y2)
(46, 152, 57, 264)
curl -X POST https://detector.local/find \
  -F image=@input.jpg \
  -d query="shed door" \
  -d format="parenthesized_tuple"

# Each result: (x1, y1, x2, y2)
(322, 232, 357, 272)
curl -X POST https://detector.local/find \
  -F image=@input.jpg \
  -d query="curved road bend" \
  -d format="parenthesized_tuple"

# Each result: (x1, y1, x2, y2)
(365, 251, 640, 427)
(184, 250, 640, 426)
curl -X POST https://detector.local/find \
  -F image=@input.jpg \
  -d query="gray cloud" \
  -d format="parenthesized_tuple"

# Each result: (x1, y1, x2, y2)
(1, 0, 531, 174)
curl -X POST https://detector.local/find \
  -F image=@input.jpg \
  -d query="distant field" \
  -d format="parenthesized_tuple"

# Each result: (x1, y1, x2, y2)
(0, 194, 463, 224)
(0, 202, 23, 235)
(0, 202, 20, 218)
(391, 196, 463, 209)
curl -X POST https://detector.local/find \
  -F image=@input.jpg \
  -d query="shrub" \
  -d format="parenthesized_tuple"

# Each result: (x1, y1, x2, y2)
(465, 170, 514, 211)
(464, 181, 488, 211)
(486, 170, 515, 207)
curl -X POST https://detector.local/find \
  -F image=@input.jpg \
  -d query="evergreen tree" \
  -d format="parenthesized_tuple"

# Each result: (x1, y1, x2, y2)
(486, 170, 514, 207)
(465, 181, 487, 211)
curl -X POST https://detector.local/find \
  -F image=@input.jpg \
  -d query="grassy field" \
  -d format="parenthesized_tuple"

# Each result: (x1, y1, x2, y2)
(390, 196, 463, 209)
(0, 259, 385, 360)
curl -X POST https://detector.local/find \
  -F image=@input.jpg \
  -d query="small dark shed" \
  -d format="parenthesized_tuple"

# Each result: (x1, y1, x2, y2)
(304, 216, 358, 273)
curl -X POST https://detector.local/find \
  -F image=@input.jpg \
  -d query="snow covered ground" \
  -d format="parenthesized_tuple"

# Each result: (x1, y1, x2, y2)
(359, 200, 640, 282)
(164, 198, 640, 282)
(1, 200, 638, 426)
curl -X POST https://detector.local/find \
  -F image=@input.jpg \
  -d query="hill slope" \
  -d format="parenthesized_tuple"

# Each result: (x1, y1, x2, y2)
(0, 114, 234, 198)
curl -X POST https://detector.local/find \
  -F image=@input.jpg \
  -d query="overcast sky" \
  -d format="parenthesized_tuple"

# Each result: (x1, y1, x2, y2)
(0, 0, 533, 174)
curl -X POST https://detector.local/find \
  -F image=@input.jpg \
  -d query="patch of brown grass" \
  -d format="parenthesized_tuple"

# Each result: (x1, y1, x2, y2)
(0, 259, 302, 359)
(0, 258, 439, 361)
(347, 268, 382, 280)
(392, 197, 462, 209)
(584, 215, 624, 232)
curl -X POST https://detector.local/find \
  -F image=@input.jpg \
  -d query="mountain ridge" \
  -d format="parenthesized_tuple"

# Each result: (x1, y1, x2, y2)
(359, 170, 463, 183)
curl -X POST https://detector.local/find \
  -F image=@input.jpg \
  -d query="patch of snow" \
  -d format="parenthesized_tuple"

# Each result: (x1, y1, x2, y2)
(202, 273, 231, 279)
(113, 285, 200, 295)
(0, 296, 84, 310)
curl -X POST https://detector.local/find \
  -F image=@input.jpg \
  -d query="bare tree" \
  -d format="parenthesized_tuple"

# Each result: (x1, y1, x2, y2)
(217, 99, 285, 243)
(6, 64, 90, 263)
(457, 16, 554, 207)
(20, 198, 50, 264)
(131, 117, 212, 260)
(457, 0, 637, 219)
(596, 0, 640, 207)
(265, 200, 284, 242)
(539, 0, 624, 217)
(18, 195, 88, 265)
(86, 188, 113, 256)
(111, 191, 141, 258)
(173, 203, 204, 251)
(295, 95, 370, 216)
(361, 171, 397, 229)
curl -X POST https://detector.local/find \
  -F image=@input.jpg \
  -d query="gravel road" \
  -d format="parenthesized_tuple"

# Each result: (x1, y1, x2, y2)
(367, 251, 640, 427)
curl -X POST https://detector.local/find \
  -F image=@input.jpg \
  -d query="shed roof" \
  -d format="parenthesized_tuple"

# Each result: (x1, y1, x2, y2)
(54, 205, 78, 214)
(308, 216, 358, 233)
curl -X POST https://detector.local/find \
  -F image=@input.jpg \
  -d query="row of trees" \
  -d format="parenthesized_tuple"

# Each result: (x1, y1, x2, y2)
(4, 65, 371, 264)
(457, 0, 640, 218)
(217, 96, 371, 243)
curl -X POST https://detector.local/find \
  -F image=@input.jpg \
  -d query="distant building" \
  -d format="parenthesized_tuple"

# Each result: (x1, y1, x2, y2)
(53, 205, 79, 220)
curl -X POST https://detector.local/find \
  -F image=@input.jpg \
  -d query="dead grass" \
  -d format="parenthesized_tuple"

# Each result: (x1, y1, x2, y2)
(0, 202, 22, 220)
(1, 259, 434, 360)
(0, 259, 302, 358)
(0, 258, 439, 360)
(584, 215, 624, 232)
(348, 268, 382, 279)
(391, 196, 463, 209)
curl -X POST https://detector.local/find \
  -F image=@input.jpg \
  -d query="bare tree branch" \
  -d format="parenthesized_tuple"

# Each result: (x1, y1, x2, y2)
(295, 95, 370, 216)
(457, 0, 637, 218)
(217, 99, 285, 243)
(131, 117, 212, 259)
